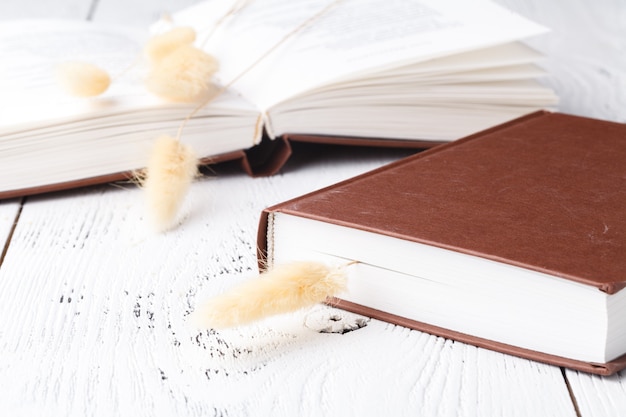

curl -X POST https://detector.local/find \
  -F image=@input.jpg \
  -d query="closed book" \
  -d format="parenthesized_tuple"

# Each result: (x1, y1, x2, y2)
(258, 111, 626, 375)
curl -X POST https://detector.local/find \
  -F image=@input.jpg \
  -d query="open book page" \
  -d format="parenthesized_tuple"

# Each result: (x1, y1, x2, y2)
(0, 20, 258, 132)
(0, 19, 147, 129)
(0, 19, 260, 195)
(284, 43, 547, 94)
(171, 0, 548, 111)
(265, 41, 557, 139)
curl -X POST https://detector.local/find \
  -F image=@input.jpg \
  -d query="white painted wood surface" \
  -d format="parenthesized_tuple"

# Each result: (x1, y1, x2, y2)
(0, 199, 21, 256)
(0, 1, 624, 416)
(497, 0, 626, 124)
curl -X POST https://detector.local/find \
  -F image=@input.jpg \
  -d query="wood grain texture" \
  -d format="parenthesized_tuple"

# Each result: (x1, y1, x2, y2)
(565, 369, 626, 417)
(91, 0, 205, 26)
(0, 148, 577, 417)
(1, 0, 625, 415)
(496, 0, 626, 123)
(0, 199, 22, 253)
(0, 0, 92, 21)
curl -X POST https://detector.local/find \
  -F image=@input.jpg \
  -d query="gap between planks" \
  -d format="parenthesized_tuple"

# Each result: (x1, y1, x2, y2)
(561, 367, 582, 417)
(86, 0, 101, 20)
(0, 197, 25, 268)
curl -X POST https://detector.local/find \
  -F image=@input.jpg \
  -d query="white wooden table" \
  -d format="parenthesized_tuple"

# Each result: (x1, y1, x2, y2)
(1, 1, 625, 416)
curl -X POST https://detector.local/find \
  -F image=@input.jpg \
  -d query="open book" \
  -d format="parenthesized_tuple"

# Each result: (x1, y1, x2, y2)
(0, 0, 557, 199)
(258, 111, 626, 376)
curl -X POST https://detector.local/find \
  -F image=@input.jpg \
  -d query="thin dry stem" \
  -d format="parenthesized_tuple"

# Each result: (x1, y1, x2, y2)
(175, 0, 345, 141)
(198, 0, 254, 48)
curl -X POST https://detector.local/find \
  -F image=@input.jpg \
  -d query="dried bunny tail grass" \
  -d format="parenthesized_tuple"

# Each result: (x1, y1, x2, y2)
(143, 26, 197, 64)
(191, 261, 348, 329)
(140, 135, 199, 232)
(145, 45, 219, 102)
(55, 61, 111, 97)
(138, 0, 345, 232)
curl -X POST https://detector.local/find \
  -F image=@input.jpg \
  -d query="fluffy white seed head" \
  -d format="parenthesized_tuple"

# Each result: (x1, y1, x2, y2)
(55, 61, 111, 97)
(144, 26, 197, 64)
(145, 45, 219, 102)
(191, 262, 348, 329)
(141, 135, 199, 232)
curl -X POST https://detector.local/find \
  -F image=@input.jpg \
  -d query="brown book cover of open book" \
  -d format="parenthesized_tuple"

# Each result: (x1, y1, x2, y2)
(258, 111, 626, 375)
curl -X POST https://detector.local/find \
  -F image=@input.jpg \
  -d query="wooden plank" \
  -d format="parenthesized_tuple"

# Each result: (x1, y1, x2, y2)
(495, 0, 626, 123)
(91, 0, 205, 26)
(0, 147, 576, 416)
(0, 0, 92, 21)
(0, 199, 22, 255)
(565, 370, 626, 417)
(0, 0, 199, 26)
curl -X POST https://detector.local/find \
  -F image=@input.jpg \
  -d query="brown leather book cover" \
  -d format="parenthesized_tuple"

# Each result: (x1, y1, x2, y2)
(257, 111, 626, 375)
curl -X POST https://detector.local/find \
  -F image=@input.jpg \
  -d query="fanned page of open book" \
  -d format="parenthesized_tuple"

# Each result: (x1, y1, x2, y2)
(0, 20, 258, 137)
(0, 21, 136, 134)
(171, 0, 556, 140)
(0, 20, 260, 194)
